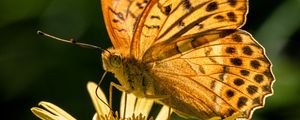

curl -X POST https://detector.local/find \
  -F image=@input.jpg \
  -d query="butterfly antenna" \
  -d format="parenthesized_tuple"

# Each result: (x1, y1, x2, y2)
(37, 30, 108, 52)
(96, 71, 115, 114)
(38, 30, 114, 112)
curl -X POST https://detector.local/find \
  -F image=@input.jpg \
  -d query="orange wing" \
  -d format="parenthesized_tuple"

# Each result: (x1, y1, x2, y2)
(130, 0, 248, 59)
(147, 30, 274, 119)
(101, 0, 274, 119)
(101, 0, 151, 50)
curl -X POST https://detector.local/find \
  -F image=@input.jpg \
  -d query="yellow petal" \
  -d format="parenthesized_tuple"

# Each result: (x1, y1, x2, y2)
(155, 106, 172, 120)
(120, 92, 137, 118)
(92, 113, 99, 120)
(87, 81, 110, 116)
(31, 107, 61, 120)
(31, 101, 76, 120)
(134, 98, 154, 118)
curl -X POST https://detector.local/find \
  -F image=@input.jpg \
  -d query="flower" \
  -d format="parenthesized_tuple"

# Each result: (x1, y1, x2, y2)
(31, 81, 172, 120)
(31, 101, 76, 120)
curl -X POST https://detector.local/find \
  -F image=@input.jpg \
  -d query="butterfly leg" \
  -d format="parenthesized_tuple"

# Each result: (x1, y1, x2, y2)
(110, 82, 132, 119)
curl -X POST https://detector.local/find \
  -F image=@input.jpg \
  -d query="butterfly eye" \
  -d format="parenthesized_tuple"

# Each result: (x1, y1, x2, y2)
(110, 55, 122, 68)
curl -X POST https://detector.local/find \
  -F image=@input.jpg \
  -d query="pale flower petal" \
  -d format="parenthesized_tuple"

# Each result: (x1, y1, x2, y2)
(92, 113, 99, 120)
(87, 81, 110, 116)
(155, 106, 172, 120)
(32, 81, 170, 120)
(31, 107, 61, 120)
(31, 101, 76, 120)
(120, 92, 137, 118)
(134, 98, 154, 118)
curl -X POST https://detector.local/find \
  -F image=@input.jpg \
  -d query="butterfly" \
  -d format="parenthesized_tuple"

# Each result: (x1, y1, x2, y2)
(100, 0, 274, 119)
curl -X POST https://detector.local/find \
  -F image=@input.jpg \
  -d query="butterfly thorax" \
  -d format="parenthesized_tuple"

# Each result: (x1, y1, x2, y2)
(101, 48, 154, 97)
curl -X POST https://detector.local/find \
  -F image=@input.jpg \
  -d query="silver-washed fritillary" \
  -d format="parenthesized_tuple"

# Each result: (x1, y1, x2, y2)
(101, 0, 275, 119)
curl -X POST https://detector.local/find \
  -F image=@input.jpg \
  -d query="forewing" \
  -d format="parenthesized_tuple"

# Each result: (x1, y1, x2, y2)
(101, 0, 150, 49)
(147, 30, 274, 119)
(131, 0, 247, 58)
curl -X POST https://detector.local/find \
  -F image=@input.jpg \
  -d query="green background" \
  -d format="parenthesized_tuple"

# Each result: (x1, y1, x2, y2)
(1, 0, 300, 119)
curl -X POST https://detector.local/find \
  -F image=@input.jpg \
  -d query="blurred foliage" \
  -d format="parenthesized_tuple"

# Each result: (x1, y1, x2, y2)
(0, 0, 300, 119)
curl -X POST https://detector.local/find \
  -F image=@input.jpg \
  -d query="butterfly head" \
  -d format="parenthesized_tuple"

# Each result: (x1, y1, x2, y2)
(101, 48, 124, 72)
(101, 48, 133, 90)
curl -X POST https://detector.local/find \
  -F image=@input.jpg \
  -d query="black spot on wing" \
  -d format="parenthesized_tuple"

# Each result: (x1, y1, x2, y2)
(161, 5, 171, 15)
(253, 97, 261, 105)
(226, 89, 235, 98)
(232, 34, 242, 42)
(250, 60, 261, 69)
(263, 70, 273, 80)
(226, 47, 236, 54)
(254, 74, 264, 83)
(228, 0, 237, 7)
(242, 46, 253, 56)
(182, 0, 193, 10)
(227, 12, 237, 22)
(230, 58, 243, 66)
(214, 15, 225, 20)
(206, 2, 218, 12)
(237, 97, 248, 108)
(136, 2, 144, 9)
(234, 78, 244, 86)
(240, 70, 250, 76)
(246, 85, 258, 95)
(144, 25, 160, 29)
(150, 15, 161, 20)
